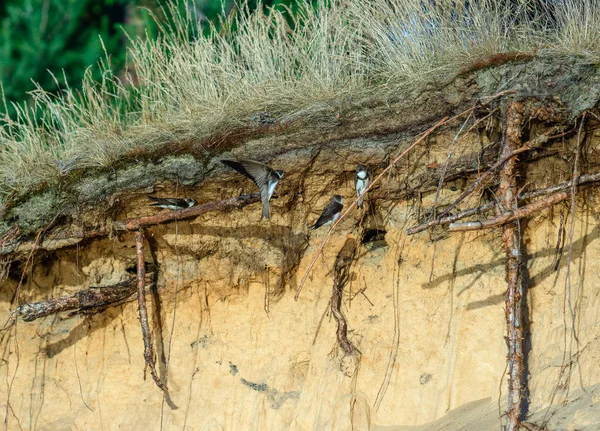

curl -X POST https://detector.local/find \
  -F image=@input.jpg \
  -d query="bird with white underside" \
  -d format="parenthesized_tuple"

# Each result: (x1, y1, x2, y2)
(148, 197, 196, 210)
(355, 163, 370, 209)
(221, 159, 284, 220)
(310, 195, 344, 229)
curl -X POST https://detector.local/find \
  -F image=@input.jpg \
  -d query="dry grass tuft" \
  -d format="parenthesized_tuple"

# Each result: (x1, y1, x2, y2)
(1, 0, 599, 204)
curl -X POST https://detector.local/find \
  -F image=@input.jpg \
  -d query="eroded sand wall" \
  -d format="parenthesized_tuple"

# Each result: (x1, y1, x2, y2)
(2, 129, 600, 430)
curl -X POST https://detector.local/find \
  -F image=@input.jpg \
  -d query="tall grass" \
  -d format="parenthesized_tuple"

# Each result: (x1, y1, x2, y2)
(1, 0, 599, 203)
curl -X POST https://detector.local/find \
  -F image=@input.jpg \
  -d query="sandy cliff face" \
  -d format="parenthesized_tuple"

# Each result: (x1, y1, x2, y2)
(2, 105, 600, 430)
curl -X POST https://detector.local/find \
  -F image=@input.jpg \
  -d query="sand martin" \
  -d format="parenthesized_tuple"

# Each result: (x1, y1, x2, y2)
(221, 159, 284, 220)
(148, 197, 196, 210)
(355, 163, 370, 209)
(310, 195, 344, 229)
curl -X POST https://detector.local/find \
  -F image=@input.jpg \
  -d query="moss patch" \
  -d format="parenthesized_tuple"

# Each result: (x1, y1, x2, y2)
(12, 190, 61, 233)
(4, 154, 209, 238)
(159, 155, 206, 185)
(476, 57, 600, 118)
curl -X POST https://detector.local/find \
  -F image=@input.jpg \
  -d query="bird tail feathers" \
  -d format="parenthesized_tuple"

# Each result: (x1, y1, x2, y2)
(261, 202, 270, 220)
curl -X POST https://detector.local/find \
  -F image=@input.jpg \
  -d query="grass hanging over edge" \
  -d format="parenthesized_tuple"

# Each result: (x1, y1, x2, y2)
(0, 0, 599, 206)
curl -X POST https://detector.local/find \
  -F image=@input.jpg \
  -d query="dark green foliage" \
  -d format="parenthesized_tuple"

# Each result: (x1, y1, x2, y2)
(0, 0, 311, 116)
(0, 0, 141, 115)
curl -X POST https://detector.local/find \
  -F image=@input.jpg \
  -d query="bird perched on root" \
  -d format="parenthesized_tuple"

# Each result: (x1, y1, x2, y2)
(310, 195, 344, 229)
(355, 163, 370, 209)
(148, 197, 196, 210)
(221, 159, 284, 220)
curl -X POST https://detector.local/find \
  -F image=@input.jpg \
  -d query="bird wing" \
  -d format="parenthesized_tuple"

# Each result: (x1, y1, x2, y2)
(148, 197, 173, 206)
(148, 197, 189, 207)
(314, 199, 343, 228)
(222, 160, 271, 189)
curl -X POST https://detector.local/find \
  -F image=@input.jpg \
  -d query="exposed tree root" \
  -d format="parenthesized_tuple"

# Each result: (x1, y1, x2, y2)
(2, 91, 598, 425)
(16, 276, 141, 322)
(136, 229, 169, 394)
(295, 115, 450, 300)
(520, 422, 551, 431)
(124, 193, 261, 231)
(407, 125, 563, 235)
(295, 90, 536, 300)
(407, 172, 600, 235)
(448, 190, 568, 232)
(11, 214, 60, 306)
(330, 238, 358, 356)
(1, 193, 263, 259)
(434, 126, 561, 222)
(428, 109, 474, 284)
(500, 100, 525, 431)
(408, 201, 497, 235)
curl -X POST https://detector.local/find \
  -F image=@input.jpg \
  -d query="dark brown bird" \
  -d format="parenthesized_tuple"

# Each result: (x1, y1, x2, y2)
(310, 195, 344, 229)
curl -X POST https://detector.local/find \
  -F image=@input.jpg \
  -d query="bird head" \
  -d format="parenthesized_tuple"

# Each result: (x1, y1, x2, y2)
(356, 163, 368, 178)
(274, 170, 285, 179)
(184, 198, 197, 207)
(333, 194, 343, 204)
